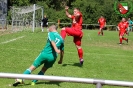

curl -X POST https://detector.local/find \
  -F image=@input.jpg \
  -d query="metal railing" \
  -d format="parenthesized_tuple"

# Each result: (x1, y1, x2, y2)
(0, 20, 118, 31)
(0, 73, 133, 88)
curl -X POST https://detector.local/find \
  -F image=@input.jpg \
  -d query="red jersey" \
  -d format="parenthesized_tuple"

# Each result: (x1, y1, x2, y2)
(98, 18, 106, 26)
(71, 12, 83, 30)
(118, 21, 128, 32)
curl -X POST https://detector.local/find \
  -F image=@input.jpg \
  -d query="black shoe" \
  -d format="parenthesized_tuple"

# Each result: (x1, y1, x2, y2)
(13, 82, 21, 87)
(126, 39, 128, 43)
(80, 59, 84, 65)
(12, 79, 23, 87)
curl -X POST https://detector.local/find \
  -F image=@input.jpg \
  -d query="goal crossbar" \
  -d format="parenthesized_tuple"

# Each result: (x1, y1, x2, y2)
(14, 4, 42, 14)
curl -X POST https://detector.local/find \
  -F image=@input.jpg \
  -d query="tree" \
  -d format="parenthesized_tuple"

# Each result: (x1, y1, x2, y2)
(7, 0, 133, 25)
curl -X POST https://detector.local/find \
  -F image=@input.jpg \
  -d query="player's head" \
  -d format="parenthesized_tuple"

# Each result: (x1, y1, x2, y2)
(73, 8, 80, 16)
(100, 16, 104, 18)
(47, 25, 57, 32)
(128, 17, 131, 20)
(122, 17, 126, 22)
(44, 15, 46, 18)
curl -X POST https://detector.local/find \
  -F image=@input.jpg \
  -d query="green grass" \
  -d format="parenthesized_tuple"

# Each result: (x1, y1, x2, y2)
(0, 29, 133, 88)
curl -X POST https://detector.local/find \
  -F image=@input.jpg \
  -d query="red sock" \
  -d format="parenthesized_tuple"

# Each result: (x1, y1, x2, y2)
(77, 48, 83, 59)
(102, 32, 103, 35)
(61, 30, 66, 39)
(122, 37, 127, 40)
(120, 38, 122, 43)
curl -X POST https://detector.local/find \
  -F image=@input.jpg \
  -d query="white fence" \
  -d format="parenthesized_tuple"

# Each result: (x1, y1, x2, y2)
(49, 22, 117, 31)
(0, 73, 133, 88)
(0, 20, 117, 31)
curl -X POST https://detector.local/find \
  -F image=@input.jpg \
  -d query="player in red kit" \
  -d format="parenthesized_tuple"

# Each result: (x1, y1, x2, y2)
(117, 18, 128, 45)
(98, 16, 106, 36)
(60, 6, 84, 65)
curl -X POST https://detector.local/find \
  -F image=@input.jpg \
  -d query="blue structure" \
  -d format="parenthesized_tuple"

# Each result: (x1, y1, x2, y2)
(0, 0, 7, 29)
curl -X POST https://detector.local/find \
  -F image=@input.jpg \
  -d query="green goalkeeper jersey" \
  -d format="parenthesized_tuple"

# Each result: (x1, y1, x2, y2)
(42, 32, 64, 58)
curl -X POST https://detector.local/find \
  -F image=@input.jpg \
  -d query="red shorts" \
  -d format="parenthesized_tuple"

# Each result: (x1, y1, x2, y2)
(65, 27, 83, 46)
(119, 31, 125, 36)
(100, 25, 105, 29)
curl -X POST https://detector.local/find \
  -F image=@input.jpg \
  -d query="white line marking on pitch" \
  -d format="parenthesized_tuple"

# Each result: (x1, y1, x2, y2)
(0, 36, 25, 44)
(88, 33, 92, 40)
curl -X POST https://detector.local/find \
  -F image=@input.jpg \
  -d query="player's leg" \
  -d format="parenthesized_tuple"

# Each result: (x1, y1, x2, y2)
(122, 37, 128, 43)
(125, 28, 128, 36)
(41, 23, 44, 32)
(101, 26, 104, 36)
(119, 31, 128, 45)
(41, 22, 43, 32)
(98, 25, 104, 36)
(98, 25, 102, 35)
(101, 28, 103, 36)
(60, 27, 67, 39)
(42, 27, 44, 32)
(77, 45, 84, 65)
(61, 27, 81, 40)
(101, 26, 105, 36)
(122, 32, 128, 43)
(73, 35, 84, 65)
(119, 32, 123, 45)
(12, 65, 37, 87)
(98, 28, 101, 35)
(31, 54, 56, 85)
(31, 66, 48, 85)
(12, 53, 44, 86)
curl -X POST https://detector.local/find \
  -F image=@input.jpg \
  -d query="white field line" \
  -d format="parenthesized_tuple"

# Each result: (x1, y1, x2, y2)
(0, 36, 25, 44)
(2, 48, 133, 58)
(88, 34, 92, 40)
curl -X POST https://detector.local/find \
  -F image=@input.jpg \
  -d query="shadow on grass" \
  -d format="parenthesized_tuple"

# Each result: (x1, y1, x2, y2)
(23, 81, 62, 87)
(117, 43, 128, 45)
(62, 63, 83, 67)
(44, 81, 62, 86)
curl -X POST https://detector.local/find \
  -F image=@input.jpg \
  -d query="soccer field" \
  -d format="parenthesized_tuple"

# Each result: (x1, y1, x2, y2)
(0, 29, 133, 88)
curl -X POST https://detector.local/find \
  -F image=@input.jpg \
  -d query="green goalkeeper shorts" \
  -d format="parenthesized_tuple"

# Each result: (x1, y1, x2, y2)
(32, 52, 56, 68)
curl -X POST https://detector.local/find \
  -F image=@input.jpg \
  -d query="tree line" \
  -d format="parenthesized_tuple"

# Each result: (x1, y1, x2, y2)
(8, 0, 133, 25)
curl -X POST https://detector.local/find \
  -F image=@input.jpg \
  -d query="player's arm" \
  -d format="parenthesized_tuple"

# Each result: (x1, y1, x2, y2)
(117, 24, 120, 31)
(98, 20, 100, 26)
(51, 41, 60, 54)
(58, 50, 64, 64)
(58, 43, 64, 64)
(65, 6, 72, 18)
(98, 19, 100, 23)
(48, 33, 60, 54)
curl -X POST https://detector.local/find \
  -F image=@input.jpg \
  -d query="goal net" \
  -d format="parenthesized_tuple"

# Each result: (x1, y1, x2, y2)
(11, 4, 43, 32)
